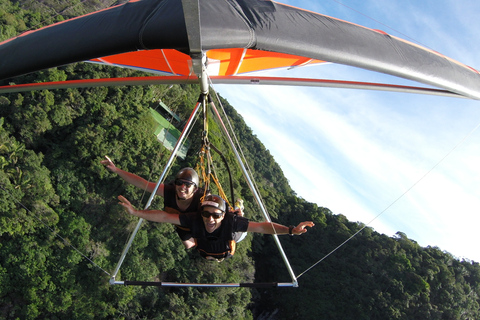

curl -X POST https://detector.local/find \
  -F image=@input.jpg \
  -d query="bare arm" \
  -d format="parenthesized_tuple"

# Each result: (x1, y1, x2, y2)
(247, 221, 314, 235)
(118, 195, 180, 224)
(102, 156, 164, 196)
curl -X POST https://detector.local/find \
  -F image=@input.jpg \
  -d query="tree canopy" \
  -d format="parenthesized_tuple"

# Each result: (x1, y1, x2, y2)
(1, 1, 480, 319)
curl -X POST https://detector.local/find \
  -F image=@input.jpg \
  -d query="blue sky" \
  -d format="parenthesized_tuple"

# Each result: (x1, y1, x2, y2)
(214, 0, 480, 262)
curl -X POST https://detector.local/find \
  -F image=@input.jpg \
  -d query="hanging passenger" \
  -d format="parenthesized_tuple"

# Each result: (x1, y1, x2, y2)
(117, 194, 314, 262)
(101, 156, 209, 249)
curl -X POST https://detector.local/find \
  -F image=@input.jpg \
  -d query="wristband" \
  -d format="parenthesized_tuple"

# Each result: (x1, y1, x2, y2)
(288, 225, 295, 236)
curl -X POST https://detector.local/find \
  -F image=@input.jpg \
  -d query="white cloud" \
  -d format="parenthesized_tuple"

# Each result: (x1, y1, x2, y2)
(214, 0, 480, 262)
(216, 80, 480, 262)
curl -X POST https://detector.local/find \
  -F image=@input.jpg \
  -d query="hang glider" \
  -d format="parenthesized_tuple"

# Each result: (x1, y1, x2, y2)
(0, 0, 479, 99)
(1, 0, 480, 287)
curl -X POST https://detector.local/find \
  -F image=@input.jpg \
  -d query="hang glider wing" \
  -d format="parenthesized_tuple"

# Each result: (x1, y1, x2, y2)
(0, 0, 479, 99)
(90, 48, 325, 76)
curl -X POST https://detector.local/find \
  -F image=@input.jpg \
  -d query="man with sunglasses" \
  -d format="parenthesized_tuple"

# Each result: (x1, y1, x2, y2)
(101, 156, 204, 249)
(117, 194, 314, 262)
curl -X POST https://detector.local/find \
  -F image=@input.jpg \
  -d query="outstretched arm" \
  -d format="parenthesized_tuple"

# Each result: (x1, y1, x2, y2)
(247, 221, 314, 235)
(102, 156, 164, 196)
(118, 195, 180, 224)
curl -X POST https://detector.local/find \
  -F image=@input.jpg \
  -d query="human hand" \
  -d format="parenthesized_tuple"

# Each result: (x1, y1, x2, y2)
(233, 199, 244, 216)
(292, 221, 315, 235)
(118, 195, 137, 216)
(101, 155, 117, 172)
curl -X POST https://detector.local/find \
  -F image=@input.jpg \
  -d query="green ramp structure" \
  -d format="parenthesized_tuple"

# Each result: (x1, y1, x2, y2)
(149, 107, 190, 159)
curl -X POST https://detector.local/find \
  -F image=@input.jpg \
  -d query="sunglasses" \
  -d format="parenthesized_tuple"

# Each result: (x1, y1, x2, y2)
(175, 180, 195, 188)
(201, 211, 224, 219)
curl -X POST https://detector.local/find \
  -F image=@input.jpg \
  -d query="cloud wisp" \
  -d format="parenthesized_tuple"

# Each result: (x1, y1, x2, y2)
(215, 0, 480, 261)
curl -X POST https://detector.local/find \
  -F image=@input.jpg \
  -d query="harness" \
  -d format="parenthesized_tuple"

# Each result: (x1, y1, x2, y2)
(195, 239, 237, 262)
(190, 213, 239, 261)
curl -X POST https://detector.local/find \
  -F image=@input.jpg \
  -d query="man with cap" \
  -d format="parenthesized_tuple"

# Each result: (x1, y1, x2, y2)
(101, 156, 205, 249)
(117, 194, 314, 262)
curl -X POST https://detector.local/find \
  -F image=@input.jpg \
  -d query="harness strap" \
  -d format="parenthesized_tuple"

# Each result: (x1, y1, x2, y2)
(196, 240, 237, 260)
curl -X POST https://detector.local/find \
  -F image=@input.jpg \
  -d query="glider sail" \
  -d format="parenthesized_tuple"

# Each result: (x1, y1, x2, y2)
(0, 0, 479, 99)
(90, 48, 326, 77)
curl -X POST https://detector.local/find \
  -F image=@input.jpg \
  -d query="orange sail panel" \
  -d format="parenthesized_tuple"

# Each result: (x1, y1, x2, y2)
(91, 50, 192, 76)
(206, 49, 325, 76)
(90, 49, 325, 76)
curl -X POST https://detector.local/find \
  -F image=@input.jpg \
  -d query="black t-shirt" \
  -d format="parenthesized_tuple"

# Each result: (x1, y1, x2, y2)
(163, 182, 202, 213)
(163, 182, 203, 240)
(179, 212, 249, 259)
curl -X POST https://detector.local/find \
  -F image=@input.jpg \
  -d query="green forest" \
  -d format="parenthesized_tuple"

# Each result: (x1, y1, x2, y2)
(1, 1, 480, 319)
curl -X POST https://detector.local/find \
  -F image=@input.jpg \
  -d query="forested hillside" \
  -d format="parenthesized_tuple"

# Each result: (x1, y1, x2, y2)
(1, 1, 480, 319)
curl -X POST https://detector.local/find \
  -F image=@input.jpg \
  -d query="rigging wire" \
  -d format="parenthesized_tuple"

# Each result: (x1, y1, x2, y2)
(0, 88, 197, 282)
(135, 87, 187, 205)
(205, 83, 298, 284)
(208, 80, 283, 234)
(209, 85, 265, 207)
(116, 88, 201, 250)
(113, 87, 186, 251)
(208, 87, 260, 206)
(297, 119, 480, 279)
(0, 183, 111, 276)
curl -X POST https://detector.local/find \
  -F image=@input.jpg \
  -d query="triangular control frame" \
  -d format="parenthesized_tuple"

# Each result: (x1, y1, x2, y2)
(109, 53, 299, 288)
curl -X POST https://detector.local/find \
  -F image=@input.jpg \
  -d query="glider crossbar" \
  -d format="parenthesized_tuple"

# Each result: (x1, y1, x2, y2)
(0, 76, 466, 98)
(111, 280, 297, 288)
